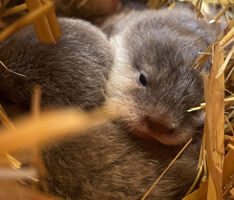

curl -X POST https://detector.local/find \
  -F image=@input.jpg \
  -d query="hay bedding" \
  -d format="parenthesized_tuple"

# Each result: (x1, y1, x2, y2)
(0, 0, 233, 199)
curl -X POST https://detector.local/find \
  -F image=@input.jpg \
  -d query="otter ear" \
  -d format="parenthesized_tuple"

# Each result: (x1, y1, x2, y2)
(192, 110, 205, 125)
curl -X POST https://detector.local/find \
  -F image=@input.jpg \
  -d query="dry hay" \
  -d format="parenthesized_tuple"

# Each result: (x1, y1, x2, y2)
(0, 0, 61, 43)
(0, 0, 233, 200)
(0, 88, 114, 200)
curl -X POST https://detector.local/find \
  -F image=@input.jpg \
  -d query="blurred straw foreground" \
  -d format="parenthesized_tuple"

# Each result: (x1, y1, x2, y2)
(0, 0, 233, 200)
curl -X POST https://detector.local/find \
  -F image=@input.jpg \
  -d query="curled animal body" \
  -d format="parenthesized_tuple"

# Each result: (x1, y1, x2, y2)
(43, 121, 201, 200)
(0, 9, 218, 200)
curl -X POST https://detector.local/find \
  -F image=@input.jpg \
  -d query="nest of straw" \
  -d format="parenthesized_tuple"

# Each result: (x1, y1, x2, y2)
(0, 0, 233, 200)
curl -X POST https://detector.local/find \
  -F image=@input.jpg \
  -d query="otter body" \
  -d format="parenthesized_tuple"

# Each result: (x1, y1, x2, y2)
(43, 122, 201, 200)
(0, 9, 218, 200)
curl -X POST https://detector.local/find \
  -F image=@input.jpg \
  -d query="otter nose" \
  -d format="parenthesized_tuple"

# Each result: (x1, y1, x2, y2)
(145, 116, 174, 134)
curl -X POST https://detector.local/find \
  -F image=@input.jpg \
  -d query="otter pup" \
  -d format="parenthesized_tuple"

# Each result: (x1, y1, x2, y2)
(0, 9, 217, 200)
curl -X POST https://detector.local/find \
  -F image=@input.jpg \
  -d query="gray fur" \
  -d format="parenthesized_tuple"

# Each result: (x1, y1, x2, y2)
(0, 17, 113, 115)
(0, 10, 216, 200)
(43, 122, 201, 200)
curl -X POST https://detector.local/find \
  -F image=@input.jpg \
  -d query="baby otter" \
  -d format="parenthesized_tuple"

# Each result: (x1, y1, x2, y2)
(0, 8, 217, 200)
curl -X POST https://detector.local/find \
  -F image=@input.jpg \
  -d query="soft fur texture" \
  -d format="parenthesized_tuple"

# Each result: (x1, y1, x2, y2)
(0, 17, 113, 115)
(105, 8, 218, 145)
(0, 10, 216, 200)
(43, 122, 201, 200)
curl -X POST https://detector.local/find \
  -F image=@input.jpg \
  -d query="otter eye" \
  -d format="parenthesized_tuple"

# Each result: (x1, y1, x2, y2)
(139, 74, 147, 86)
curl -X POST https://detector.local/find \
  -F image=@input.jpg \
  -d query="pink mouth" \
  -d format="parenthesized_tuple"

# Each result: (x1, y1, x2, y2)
(141, 117, 179, 145)
(146, 118, 174, 135)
